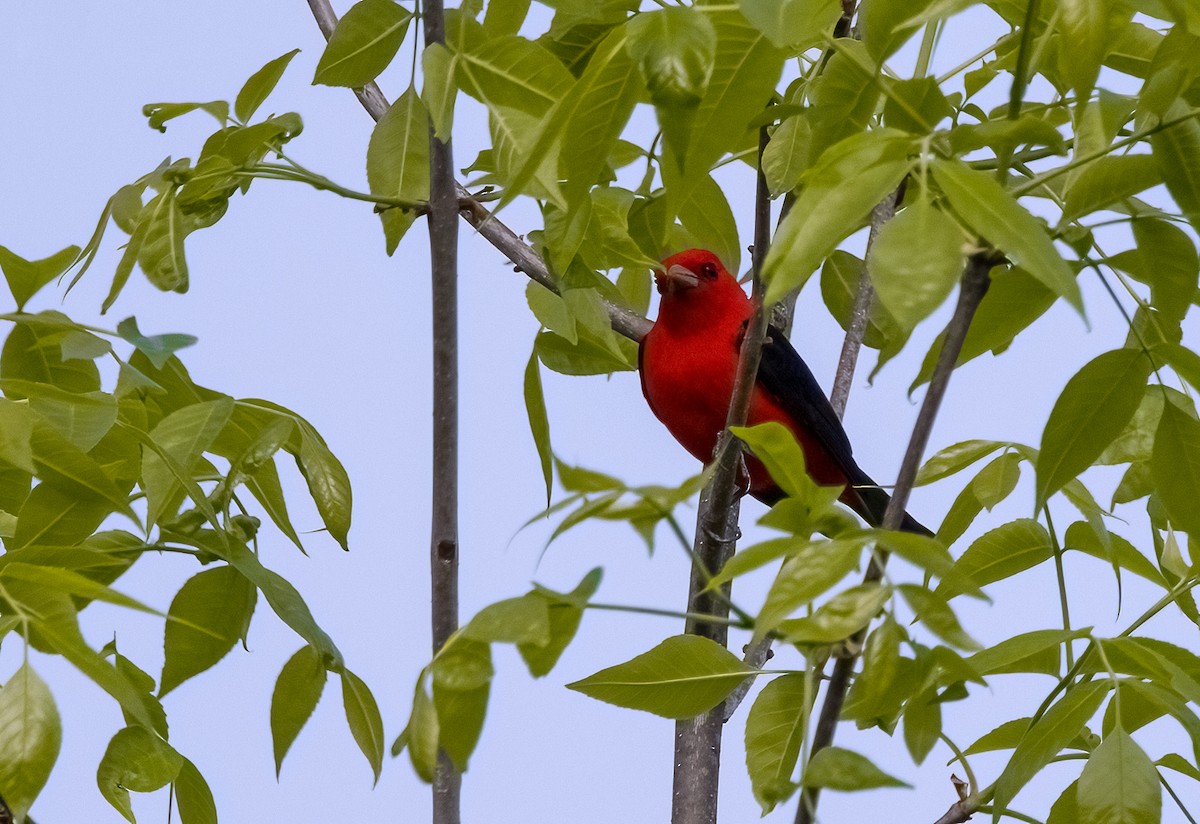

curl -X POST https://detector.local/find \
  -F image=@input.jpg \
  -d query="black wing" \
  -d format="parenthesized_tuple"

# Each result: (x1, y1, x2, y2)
(754, 323, 870, 487)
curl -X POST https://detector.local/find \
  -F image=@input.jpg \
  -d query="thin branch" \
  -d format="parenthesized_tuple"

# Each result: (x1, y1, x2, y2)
(304, 0, 652, 345)
(415, 0, 462, 817)
(795, 249, 1000, 824)
(671, 124, 773, 824)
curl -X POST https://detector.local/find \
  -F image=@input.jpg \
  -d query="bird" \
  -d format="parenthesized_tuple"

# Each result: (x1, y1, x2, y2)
(638, 248, 930, 534)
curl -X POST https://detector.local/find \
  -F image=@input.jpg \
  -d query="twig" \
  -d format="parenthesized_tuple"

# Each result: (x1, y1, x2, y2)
(829, 188, 902, 416)
(671, 125, 773, 824)
(794, 249, 999, 824)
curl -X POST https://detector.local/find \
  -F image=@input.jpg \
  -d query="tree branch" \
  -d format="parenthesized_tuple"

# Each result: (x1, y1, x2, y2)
(671, 125, 774, 824)
(305, 0, 652, 344)
(794, 249, 999, 824)
(420, 0, 463, 817)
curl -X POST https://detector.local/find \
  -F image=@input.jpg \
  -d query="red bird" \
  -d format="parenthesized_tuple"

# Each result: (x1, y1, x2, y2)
(639, 248, 929, 534)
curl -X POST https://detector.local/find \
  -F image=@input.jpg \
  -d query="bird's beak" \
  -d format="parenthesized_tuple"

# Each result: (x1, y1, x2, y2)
(654, 264, 700, 295)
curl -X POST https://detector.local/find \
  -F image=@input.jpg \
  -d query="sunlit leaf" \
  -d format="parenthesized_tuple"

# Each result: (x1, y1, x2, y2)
(932, 159, 1082, 313)
(745, 673, 808, 813)
(271, 645, 326, 777)
(0, 663, 61, 822)
(1036, 349, 1151, 506)
(566, 634, 753, 719)
(802, 746, 910, 790)
(313, 0, 412, 87)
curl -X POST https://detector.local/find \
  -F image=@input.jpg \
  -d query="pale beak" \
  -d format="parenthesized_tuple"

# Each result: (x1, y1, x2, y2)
(654, 264, 700, 295)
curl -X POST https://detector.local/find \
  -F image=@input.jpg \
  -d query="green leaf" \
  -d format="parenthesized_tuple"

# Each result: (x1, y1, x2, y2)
(96, 726, 183, 822)
(659, 9, 784, 216)
(1077, 726, 1161, 824)
(142, 398, 234, 527)
(0, 399, 37, 474)
(1130, 219, 1198, 325)
(1060, 155, 1162, 223)
(238, 400, 354, 551)
(678, 174, 741, 277)
(964, 717, 1031, 755)
(160, 565, 256, 696)
(433, 679, 489, 772)
(422, 42, 457, 141)
(756, 539, 865, 640)
(0, 246, 79, 311)
(1158, 752, 1200, 782)
(367, 86, 430, 254)
(937, 519, 1054, 600)
(1152, 399, 1200, 538)
(1058, 0, 1114, 100)
(217, 539, 341, 667)
(842, 616, 905, 722)
(456, 34, 572, 116)
(868, 196, 964, 330)
(707, 537, 808, 590)
(777, 584, 890, 645)
(738, 0, 841, 50)
(860, 0, 936, 61)
(558, 32, 643, 210)
(31, 422, 135, 519)
(626, 7, 715, 108)
(806, 41, 883, 159)
(313, 0, 412, 87)
(916, 439, 1007, 485)
(407, 681, 439, 783)
(903, 686, 941, 764)
(994, 680, 1112, 817)
(802, 746, 910, 790)
(1151, 102, 1200, 229)
(763, 131, 912, 305)
(0, 663, 61, 822)
(932, 159, 1082, 312)
(968, 629, 1087, 676)
(820, 251, 908, 365)
(730, 422, 821, 500)
(523, 349, 553, 507)
(882, 76, 953, 134)
(342, 669, 384, 785)
(566, 634, 753, 719)
(898, 584, 981, 650)
(464, 593, 551, 646)
(142, 102, 228, 132)
(745, 673, 809, 813)
(11, 484, 110, 549)
(2, 382, 117, 453)
(174, 757, 217, 824)
(1036, 349, 1151, 506)
(271, 646, 326, 777)
(432, 637, 493, 692)
(116, 317, 197, 370)
(518, 568, 601, 677)
(135, 191, 190, 295)
(2, 314, 101, 393)
(762, 115, 812, 196)
(235, 49, 301, 122)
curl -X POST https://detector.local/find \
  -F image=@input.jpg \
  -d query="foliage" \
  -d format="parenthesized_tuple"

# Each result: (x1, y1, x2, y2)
(6, 0, 1200, 822)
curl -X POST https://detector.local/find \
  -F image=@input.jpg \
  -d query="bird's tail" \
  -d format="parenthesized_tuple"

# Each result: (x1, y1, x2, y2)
(852, 481, 933, 536)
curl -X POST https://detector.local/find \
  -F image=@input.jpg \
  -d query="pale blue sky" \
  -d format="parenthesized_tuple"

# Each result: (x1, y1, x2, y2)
(1, 3, 1194, 822)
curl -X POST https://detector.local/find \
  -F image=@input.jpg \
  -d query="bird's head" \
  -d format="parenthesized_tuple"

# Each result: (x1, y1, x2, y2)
(653, 248, 750, 331)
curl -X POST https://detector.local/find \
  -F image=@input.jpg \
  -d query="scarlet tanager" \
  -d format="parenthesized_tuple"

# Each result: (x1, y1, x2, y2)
(639, 248, 929, 535)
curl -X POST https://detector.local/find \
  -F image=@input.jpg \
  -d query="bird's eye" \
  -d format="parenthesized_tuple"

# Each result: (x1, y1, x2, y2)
(700, 262, 717, 280)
